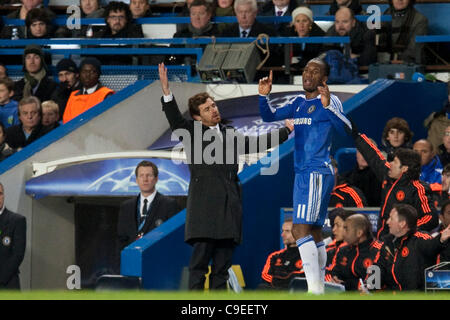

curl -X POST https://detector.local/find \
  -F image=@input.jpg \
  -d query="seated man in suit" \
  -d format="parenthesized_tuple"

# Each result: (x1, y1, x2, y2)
(117, 160, 181, 251)
(221, 0, 276, 38)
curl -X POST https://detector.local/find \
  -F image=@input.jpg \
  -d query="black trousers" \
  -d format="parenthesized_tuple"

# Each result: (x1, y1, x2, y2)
(188, 239, 235, 290)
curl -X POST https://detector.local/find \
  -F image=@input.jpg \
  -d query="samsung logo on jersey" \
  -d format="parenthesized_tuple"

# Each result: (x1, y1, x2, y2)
(294, 118, 312, 125)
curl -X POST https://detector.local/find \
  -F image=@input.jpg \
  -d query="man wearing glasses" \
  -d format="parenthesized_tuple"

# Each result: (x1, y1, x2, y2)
(95, 1, 144, 65)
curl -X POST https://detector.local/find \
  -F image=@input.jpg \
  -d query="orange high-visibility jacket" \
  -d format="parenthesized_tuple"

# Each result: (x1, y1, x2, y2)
(63, 86, 114, 124)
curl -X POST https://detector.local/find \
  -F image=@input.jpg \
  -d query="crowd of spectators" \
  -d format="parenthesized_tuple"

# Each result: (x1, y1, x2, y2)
(0, 0, 442, 79)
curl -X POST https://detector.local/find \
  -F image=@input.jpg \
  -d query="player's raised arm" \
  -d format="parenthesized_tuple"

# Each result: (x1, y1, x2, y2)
(158, 63, 170, 96)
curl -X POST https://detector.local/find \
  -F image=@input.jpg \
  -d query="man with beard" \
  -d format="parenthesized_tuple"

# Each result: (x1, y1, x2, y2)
(51, 59, 82, 119)
(258, 59, 352, 294)
(94, 1, 143, 65)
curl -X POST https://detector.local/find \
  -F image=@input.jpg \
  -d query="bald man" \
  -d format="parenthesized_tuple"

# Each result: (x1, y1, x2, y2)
(327, 214, 381, 290)
(324, 7, 377, 66)
(413, 139, 443, 187)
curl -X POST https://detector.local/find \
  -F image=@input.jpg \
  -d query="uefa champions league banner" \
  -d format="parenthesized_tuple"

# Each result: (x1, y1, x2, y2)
(25, 158, 190, 199)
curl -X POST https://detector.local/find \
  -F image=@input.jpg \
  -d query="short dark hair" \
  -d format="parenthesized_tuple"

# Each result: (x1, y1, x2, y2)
(382, 117, 413, 144)
(0, 77, 14, 92)
(307, 58, 330, 77)
(393, 203, 418, 231)
(190, 0, 213, 14)
(394, 148, 421, 180)
(328, 208, 356, 227)
(25, 8, 51, 28)
(104, 1, 132, 23)
(135, 160, 159, 178)
(188, 92, 214, 118)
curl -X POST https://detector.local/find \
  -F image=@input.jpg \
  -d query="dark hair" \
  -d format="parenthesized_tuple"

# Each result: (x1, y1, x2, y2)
(135, 160, 159, 178)
(382, 117, 413, 144)
(104, 1, 133, 23)
(0, 77, 14, 92)
(25, 8, 51, 28)
(328, 208, 355, 227)
(307, 58, 330, 77)
(393, 203, 417, 231)
(190, 0, 213, 14)
(394, 148, 421, 180)
(188, 92, 214, 118)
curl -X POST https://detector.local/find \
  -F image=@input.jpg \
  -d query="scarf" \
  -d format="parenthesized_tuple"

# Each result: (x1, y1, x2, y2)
(188, 22, 214, 37)
(23, 68, 46, 98)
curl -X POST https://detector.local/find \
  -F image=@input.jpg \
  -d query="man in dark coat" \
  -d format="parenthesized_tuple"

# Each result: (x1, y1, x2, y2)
(0, 183, 26, 290)
(12, 44, 57, 103)
(117, 160, 181, 251)
(325, 7, 377, 66)
(94, 1, 143, 65)
(6, 95, 51, 150)
(51, 58, 82, 119)
(158, 63, 292, 290)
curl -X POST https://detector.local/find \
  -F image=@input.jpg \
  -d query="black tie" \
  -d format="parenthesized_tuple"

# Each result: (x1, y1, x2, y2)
(142, 199, 148, 217)
(241, 30, 247, 38)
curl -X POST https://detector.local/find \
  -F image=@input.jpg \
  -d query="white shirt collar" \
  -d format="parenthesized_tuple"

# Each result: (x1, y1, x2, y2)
(140, 190, 156, 215)
(239, 26, 251, 35)
(0, 206, 5, 216)
(83, 84, 99, 95)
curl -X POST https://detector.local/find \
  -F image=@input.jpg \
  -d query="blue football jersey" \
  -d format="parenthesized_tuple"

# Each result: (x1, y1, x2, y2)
(259, 93, 351, 174)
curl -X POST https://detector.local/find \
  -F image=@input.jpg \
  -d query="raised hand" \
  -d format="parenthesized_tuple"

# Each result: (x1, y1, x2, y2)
(258, 70, 273, 95)
(158, 63, 170, 96)
(317, 80, 330, 108)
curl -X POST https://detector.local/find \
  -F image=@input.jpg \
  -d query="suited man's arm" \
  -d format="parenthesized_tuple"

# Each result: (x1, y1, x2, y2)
(241, 124, 292, 155)
(0, 215, 26, 285)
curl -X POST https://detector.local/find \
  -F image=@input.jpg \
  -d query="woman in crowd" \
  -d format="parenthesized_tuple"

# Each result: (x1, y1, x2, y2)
(281, 6, 325, 70)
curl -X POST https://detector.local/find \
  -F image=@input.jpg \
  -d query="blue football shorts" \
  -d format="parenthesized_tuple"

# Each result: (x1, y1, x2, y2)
(293, 171, 334, 227)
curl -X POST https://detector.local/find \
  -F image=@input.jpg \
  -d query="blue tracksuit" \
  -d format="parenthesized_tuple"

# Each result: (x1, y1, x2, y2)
(0, 100, 19, 129)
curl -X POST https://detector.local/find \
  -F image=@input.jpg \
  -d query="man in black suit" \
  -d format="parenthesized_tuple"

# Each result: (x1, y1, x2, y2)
(220, 0, 281, 72)
(158, 63, 293, 290)
(0, 183, 26, 290)
(117, 160, 181, 251)
(12, 44, 56, 103)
